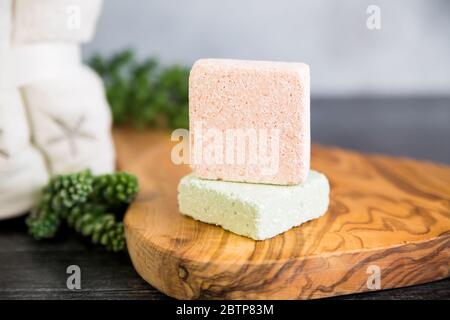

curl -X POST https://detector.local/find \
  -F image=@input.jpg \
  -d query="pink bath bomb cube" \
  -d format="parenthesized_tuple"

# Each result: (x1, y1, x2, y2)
(189, 59, 310, 185)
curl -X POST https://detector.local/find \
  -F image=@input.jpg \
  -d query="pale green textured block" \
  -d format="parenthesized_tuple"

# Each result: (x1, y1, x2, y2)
(177, 170, 330, 240)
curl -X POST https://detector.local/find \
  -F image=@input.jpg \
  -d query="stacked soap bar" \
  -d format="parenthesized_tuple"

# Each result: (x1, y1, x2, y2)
(189, 59, 310, 185)
(179, 171, 329, 240)
(178, 59, 329, 240)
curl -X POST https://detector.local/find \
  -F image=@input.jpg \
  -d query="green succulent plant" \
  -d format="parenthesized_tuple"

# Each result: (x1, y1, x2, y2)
(26, 170, 139, 251)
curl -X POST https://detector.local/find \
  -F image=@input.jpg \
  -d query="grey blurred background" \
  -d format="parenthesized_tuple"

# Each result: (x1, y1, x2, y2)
(84, 0, 450, 163)
(84, 0, 450, 96)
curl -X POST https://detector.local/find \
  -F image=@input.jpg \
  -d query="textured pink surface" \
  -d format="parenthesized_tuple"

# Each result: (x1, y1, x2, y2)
(189, 59, 310, 185)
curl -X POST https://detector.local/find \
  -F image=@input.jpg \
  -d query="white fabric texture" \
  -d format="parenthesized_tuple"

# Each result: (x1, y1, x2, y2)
(23, 66, 115, 175)
(0, 0, 114, 219)
(0, 0, 12, 49)
(0, 90, 49, 220)
(13, 0, 103, 44)
(0, 43, 82, 89)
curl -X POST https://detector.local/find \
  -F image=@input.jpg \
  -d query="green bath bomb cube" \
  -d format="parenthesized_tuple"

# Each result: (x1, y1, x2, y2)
(177, 170, 330, 240)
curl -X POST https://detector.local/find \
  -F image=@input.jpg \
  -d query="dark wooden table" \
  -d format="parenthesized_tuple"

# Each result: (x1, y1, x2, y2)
(1, 97, 449, 300)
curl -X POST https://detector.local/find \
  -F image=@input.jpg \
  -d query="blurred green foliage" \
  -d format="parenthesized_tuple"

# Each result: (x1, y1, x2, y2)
(89, 49, 189, 129)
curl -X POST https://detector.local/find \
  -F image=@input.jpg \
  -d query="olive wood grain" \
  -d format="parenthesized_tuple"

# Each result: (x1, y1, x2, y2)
(114, 128, 450, 300)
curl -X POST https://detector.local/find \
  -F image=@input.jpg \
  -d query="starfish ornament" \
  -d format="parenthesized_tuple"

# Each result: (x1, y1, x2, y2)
(46, 114, 95, 157)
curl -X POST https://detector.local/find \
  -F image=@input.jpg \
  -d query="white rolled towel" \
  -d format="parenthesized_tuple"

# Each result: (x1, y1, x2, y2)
(0, 90, 49, 220)
(22, 66, 115, 175)
(1, 0, 85, 89)
(0, 43, 82, 89)
(0, 0, 12, 49)
(13, 0, 103, 44)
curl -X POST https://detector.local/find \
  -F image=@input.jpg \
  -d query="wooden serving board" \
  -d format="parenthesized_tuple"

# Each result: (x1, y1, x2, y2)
(114, 129, 450, 300)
